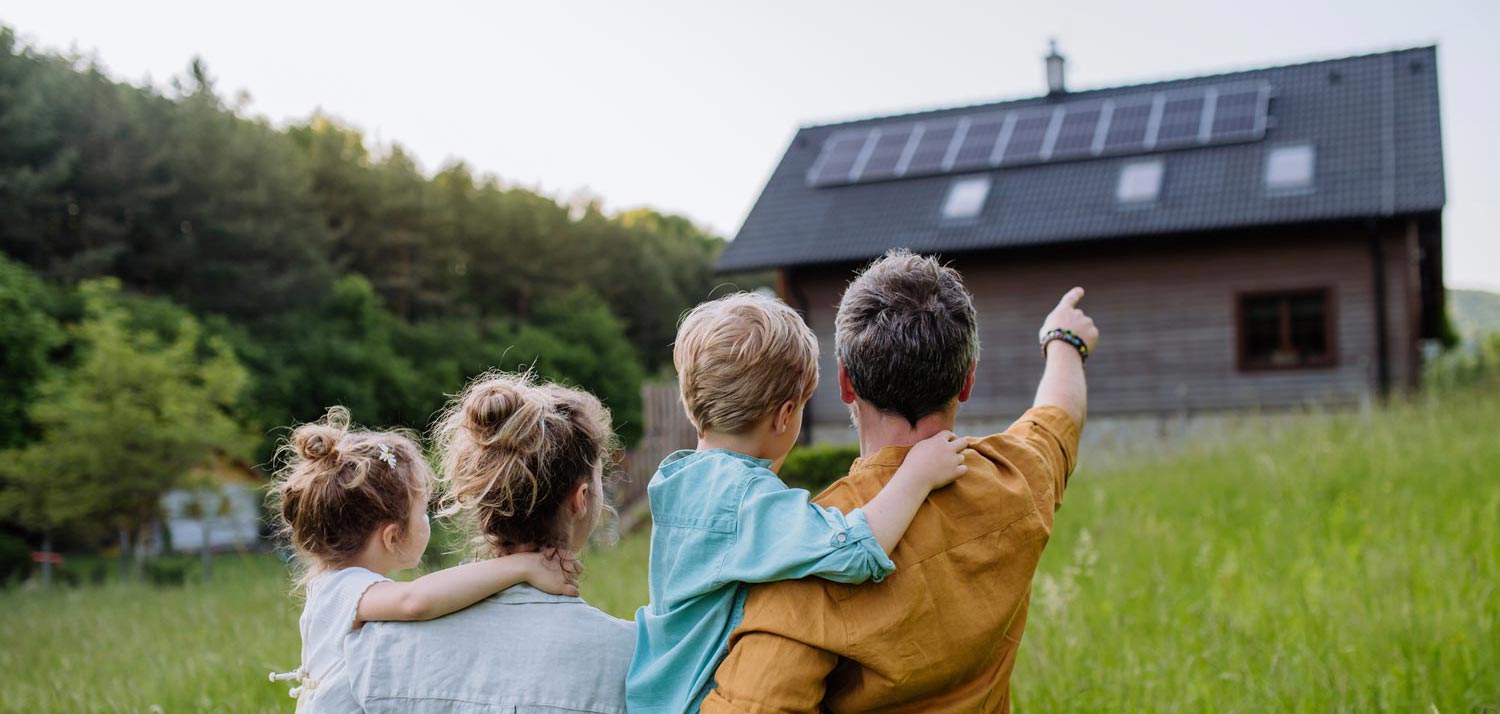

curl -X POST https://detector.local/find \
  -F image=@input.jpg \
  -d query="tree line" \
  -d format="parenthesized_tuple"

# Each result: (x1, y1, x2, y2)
(0, 25, 757, 566)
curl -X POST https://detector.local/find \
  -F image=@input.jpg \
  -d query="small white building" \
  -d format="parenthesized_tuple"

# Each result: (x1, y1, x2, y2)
(160, 455, 265, 553)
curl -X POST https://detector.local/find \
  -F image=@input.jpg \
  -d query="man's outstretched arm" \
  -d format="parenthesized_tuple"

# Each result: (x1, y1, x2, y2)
(1032, 287, 1098, 428)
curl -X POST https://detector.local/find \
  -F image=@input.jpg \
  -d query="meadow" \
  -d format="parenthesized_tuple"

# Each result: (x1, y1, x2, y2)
(3, 394, 1496, 713)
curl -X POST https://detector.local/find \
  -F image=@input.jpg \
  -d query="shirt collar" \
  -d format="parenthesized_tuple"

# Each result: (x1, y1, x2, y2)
(489, 583, 585, 606)
(853, 444, 914, 472)
(659, 448, 774, 477)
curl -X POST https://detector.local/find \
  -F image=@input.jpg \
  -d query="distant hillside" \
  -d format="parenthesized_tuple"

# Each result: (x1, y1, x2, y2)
(1450, 289, 1500, 343)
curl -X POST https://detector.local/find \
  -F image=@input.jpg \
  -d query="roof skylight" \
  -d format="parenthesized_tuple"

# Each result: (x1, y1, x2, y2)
(942, 176, 991, 220)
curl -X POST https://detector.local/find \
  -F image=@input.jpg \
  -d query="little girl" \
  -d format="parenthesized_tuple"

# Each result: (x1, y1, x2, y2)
(268, 407, 579, 711)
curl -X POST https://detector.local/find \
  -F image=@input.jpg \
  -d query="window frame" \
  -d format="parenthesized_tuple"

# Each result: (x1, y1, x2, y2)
(1116, 157, 1165, 205)
(1235, 287, 1338, 372)
(940, 175, 992, 222)
(1263, 142, 1317, 194)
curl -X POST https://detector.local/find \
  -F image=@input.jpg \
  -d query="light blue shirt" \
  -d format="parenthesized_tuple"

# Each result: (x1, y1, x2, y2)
(342, 584, 634, 713)
(626, 449, 896, 714)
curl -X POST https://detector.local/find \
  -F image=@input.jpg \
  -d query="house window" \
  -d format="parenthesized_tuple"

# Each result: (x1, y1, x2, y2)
(1237, 289, 1335, 370)
(1265, 143, 1315, 191)
(1117, 158, 1164, 204)
(941, 176, 991, 220)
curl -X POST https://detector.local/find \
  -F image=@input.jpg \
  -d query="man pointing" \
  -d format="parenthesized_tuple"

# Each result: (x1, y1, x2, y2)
(702, 249, 1097, 713)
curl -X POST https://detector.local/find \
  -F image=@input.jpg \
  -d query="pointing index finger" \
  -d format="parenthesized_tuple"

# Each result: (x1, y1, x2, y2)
(1059, 287, 1085, 309)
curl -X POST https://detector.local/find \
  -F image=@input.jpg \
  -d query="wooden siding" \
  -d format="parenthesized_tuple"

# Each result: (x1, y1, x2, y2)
(787, 223, 1426, 442)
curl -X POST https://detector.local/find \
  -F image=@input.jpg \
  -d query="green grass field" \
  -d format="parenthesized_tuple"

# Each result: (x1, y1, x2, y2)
(3, 395, 1496, 712)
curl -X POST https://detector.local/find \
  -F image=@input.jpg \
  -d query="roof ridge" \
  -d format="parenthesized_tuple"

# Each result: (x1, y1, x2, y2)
(799, 44, 1438, 131)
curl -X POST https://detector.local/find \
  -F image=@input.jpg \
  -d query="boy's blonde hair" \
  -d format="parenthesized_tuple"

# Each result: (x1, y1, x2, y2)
(674, 292, 819, 435)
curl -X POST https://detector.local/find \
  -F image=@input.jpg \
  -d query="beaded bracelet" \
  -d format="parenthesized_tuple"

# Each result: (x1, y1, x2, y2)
(1039, 328, 1089, 363)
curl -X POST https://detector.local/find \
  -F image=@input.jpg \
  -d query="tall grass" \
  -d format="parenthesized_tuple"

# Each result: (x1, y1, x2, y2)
(0, 555, 299, 712)
(1014, 393, 1499, 712)
(1, 394, 1495, 712)
(0, 535, 651, 713)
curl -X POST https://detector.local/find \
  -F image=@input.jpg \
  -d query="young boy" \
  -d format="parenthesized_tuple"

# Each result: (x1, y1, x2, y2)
(626, 292, 971, 714)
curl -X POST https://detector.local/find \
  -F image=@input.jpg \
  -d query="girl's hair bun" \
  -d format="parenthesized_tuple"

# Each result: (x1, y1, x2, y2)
(272, 405, 434, 589)
(291, 407, 351, 462)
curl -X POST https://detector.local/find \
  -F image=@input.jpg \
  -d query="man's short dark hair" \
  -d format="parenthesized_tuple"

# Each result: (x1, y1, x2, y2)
(835, 249, 979, 426)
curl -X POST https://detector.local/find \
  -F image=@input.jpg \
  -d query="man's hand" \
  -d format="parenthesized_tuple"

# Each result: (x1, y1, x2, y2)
(1033, 287, 1094, 428)
(1040, 287, 1099, 353)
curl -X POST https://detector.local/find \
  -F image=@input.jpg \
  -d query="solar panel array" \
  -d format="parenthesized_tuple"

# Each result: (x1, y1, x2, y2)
(807, 82, 1272, 187)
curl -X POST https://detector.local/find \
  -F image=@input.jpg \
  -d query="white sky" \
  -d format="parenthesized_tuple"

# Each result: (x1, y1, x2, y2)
(4, 0, 1497, 290)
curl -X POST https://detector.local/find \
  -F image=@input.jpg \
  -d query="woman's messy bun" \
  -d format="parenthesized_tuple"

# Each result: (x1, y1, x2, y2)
(436, 371, 615, 557)
(462, 377, 550, 458)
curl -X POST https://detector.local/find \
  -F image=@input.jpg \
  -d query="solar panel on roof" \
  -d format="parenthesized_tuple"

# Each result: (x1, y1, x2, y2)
(856, 127, 915, 181)
(1049, 106, 1102, 160)
(950, 115, 1007, 171)
(1001, 112, 1053, 165)
(807, 81, 1270, 187)
(1210, 86, 1267, 140)
(1102, 101, 1153, 153)
(807, 131, 867, 185)
(1153, 94, 1206, 147)
(902, 121, 958, 175)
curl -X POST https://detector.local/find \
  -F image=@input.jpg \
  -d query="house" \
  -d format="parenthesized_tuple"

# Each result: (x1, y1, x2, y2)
(718, 45, 1446, 444)
(160, 454, 266, 554)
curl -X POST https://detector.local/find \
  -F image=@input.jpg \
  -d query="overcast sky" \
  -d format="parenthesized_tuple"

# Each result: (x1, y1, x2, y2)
(4, 0, 1496, 290)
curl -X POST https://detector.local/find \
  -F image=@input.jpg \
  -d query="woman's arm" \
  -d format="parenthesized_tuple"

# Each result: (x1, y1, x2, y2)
(356, 552, 579, 624)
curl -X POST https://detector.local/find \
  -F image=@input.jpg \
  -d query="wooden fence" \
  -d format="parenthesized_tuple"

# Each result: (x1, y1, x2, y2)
(611, 382, 696, 520)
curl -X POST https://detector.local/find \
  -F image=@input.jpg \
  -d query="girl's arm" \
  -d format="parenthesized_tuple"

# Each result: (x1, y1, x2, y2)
(860, 430, 970, 554)
(356, 551, 579, 624)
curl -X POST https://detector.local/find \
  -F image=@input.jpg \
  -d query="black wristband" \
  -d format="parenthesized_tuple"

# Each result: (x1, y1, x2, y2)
(1039, 328, 1089, 362)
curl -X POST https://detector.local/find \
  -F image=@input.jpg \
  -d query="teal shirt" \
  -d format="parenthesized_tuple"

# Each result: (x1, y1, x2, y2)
(627, 448, 896, 714)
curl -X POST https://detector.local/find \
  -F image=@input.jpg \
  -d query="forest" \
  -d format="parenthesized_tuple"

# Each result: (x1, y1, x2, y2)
(0, 25, 751, 561)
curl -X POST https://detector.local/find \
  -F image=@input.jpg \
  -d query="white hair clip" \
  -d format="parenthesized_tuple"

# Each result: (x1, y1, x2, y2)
(378, 443, 398, 468)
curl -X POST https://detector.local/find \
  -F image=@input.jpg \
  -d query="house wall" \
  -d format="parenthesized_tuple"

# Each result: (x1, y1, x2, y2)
(787, 222, 1424, 445)
(161, 484, 264, 553)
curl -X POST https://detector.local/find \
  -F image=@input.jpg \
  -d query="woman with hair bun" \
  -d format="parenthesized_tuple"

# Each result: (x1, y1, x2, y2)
(343, 372, 634, 714)
(268, 407, 582, 712)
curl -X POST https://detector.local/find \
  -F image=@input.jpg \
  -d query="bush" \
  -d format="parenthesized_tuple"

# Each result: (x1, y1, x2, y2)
(77, 558, 111, 586)
(0, 533, 30, 585)
(779, 443, 862, 494)
(1424, 332, 1500, 392)
(144, 557, 196, 587)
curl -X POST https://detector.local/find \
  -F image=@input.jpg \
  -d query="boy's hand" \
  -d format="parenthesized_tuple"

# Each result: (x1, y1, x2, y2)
(519, 550, 581, 597)
(1040, 287, 1099, 352)
(900, 430, 971, 490)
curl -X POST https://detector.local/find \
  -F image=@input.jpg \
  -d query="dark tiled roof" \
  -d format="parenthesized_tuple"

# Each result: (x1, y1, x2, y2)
(718, 47, 1445, 272)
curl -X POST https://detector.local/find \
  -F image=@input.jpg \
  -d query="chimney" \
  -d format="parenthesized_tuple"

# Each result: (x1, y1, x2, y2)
(1044, 38, 1067, 96)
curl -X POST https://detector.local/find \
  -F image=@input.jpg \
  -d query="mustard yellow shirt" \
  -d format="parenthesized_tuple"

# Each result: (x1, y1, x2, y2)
(702, 406, 1080, 714)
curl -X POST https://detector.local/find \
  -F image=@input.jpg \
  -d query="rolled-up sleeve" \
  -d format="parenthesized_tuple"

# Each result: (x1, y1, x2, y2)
(716, 477, 895, 587)
(998, 405, 1080, 511)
